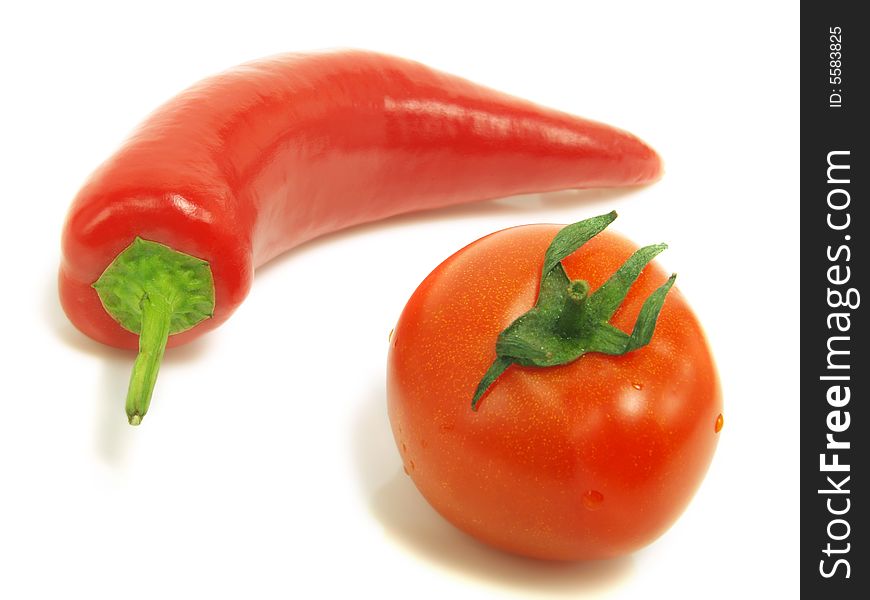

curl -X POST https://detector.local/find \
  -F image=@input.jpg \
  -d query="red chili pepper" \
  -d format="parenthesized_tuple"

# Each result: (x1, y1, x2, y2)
(59, 50, 662, 425)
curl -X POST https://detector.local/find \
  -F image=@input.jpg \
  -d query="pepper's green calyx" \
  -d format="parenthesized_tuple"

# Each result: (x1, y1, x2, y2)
(93, 238, 215, 426)
(471, 211, 676, 410)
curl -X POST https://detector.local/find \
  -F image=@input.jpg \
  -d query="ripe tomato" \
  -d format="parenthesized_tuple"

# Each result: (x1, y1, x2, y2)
(386, 221, 722, 560)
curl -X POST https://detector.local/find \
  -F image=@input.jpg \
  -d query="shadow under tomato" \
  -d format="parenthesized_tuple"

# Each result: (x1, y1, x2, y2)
(353, 384, 635, 596)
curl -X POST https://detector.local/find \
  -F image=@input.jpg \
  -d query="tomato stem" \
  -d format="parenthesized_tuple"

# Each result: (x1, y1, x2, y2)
(555, 279, 589, 339)
(472, 212, 676, 409)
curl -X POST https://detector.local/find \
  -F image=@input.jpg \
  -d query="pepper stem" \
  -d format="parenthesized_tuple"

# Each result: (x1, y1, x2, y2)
(92, 238, 215, 426)
(125, 294, 172, 425)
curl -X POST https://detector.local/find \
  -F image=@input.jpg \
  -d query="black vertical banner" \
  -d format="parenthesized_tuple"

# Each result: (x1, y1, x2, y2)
(802, 3, 868, 597)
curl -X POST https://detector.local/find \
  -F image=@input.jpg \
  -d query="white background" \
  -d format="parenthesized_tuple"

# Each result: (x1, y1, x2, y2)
(0, 1, 798, 598)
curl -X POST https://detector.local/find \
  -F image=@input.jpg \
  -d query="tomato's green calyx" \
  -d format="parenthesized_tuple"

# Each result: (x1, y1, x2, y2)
(93, 238, 215, 425)
(471, 212, 676, 410)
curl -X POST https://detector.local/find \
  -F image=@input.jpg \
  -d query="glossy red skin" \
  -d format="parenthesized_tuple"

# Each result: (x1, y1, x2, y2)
(386, 226, 722, 561)
(59, 50, 662, 349)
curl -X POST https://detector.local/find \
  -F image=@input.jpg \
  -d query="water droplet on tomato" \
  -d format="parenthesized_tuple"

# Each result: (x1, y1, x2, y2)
(582, 490, 604, 511)
(715, 413, 724, 433)
(421, 439, 428, 449)
(401, 441, 407, 453)
(439, 422, 454, 434)
(631, 382, 643, 391)
(409, 460, 416, 471)
(388, 328, 394, 342)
